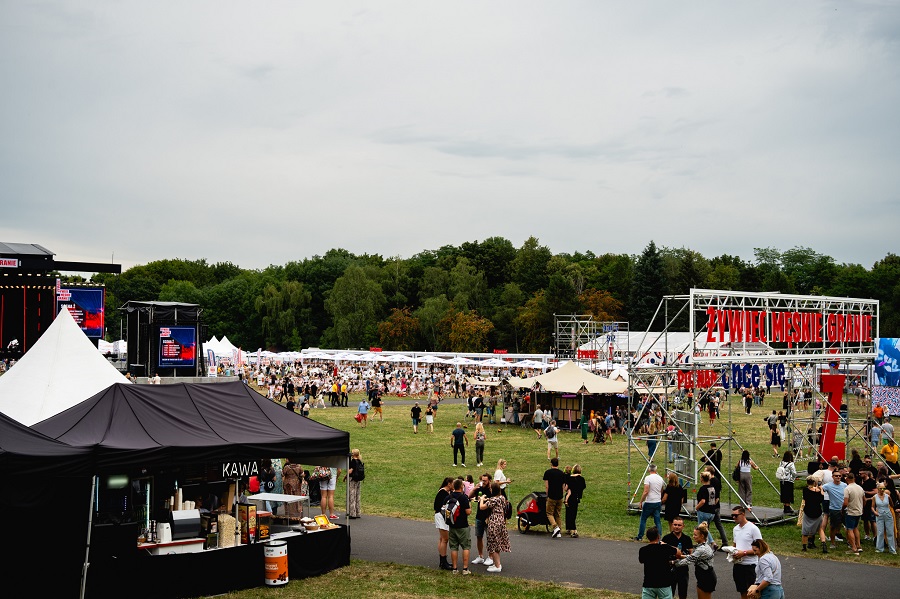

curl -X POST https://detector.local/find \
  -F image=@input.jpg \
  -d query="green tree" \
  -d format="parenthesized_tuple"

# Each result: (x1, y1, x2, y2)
(628, 241, 665, 329)
(516, 291, 553, 353)
(491, 283, 526, 353)
(511, 236, 551, 295)
(323, 265, 386, 348)
(449, 257, 487, 312)
(415, 295, 451, 350)
(255, 280, 311, 351)
(158, 280, 204, 305)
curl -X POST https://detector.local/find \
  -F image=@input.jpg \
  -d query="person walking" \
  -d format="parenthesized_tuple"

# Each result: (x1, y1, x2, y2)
(564, 464, 585, 538)
(746, 539, 783, 599)
(450, 422, 468, 467)
(478, 481, 511, 573)
(425, 404, 435, 433)
(357, 397, 370, 428)
(663, 472, 687, 532)
(410, 402, 422, 434)
(543, 457, 566, 539)
(635, 463, 665, 541)
(474, 422, 486, 467)
(545, 419, 560, 460)
(801, 476, 827, 553)
(674, 522, 717, 599)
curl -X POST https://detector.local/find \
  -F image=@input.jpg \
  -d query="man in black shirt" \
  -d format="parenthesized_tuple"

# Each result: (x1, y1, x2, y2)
(639, 527, 677, 596)
(469, 473, 495, 566)
(411, 402, 422, 434)
(448, 479, 473, 574)
(662, 518, 693, 599)
(544, 457, 567, 538)
(702, 442, 723, 473)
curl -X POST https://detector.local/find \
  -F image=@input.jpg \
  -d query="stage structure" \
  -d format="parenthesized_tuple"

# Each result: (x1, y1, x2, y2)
(0, 242, 120, 361)
(120, 301, 207, 379)
(626, 289, 878, 526)
(554, 315, 629, 367)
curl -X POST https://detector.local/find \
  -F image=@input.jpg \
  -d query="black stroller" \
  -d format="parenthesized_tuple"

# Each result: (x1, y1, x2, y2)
(516, 491, 550, 534)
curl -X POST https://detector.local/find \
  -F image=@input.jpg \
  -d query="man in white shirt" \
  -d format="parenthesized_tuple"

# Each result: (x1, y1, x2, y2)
(533, 406, 544, 439)
(635, 463, 665, 541)
(730, 505, 763, 599)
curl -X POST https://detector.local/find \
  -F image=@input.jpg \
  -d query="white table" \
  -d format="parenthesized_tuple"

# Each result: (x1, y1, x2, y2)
(247, 493, 310, 518)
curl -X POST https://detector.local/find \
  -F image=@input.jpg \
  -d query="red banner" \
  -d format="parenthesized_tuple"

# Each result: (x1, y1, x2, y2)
(576, 349, 599, 359)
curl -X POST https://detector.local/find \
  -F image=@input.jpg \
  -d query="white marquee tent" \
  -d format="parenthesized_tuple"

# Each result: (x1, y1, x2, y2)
(0, 308, 132, 425)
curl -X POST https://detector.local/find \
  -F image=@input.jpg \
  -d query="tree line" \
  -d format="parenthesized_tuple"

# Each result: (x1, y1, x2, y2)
(85, 237, 900, 353)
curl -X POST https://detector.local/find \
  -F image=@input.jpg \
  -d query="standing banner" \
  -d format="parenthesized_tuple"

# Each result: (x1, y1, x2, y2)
(207, 349, 217, 377)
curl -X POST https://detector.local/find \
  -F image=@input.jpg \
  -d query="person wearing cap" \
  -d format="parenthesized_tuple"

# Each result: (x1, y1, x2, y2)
(410, 402, 422, 434)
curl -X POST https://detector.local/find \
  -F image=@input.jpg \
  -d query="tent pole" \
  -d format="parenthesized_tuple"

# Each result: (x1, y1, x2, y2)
(79, 474, 97, 599)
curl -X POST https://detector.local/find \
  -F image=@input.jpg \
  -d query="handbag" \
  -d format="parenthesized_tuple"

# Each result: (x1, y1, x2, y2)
(732, 466, 741, 482)
(355, 413, 363, 423)
(503, 497, 512, 520)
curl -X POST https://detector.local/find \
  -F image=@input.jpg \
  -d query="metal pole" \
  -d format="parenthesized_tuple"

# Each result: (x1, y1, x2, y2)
(79, 475, 98, 599)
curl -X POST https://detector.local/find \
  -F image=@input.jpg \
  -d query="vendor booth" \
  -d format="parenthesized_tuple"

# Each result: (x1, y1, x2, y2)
(19, 381, 350, 598)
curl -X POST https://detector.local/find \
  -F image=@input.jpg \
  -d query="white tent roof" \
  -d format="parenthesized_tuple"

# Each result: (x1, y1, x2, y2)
(508, 361, 628, 394)
(0, 308, 132, 425)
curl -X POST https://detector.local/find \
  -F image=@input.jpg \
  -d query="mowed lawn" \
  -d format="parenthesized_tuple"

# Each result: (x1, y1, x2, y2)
(288, 390, 899, 568)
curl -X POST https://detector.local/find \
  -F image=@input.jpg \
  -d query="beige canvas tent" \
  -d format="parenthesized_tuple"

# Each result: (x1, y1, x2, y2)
(507, 361, 627, 394)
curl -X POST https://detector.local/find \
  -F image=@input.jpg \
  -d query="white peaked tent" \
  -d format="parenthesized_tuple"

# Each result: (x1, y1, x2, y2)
(508, 360, 628, 394)
(0, 308, 132, 425)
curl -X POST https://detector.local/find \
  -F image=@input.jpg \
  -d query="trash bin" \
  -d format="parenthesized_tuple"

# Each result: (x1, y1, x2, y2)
(264, 540, 288, 586)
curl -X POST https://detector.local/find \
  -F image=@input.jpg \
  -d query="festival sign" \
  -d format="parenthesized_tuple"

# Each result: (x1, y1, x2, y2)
(689, 289, 878, 364)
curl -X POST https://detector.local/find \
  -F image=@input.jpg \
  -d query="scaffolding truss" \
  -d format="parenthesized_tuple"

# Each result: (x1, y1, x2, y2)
(626, 288, 879, 526)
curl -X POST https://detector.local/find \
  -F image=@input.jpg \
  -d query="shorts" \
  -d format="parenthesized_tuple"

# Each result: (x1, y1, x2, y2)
(320, 474, 336, 491)
(426, 415, 434, 424)
(448, 526, 471, 550)
(533, 422, 543, 430)
(828, 510, 843, 531)
(374, 406, 382, 414)
(696, 565, 717, 592)
(475, 518, 486, 538)
(844, 514, 860, 530)
(547, 438, 559, 447)
(412, 418, 420, 426)
(434, 512, 449, 531)
(732, 564, 756, 594)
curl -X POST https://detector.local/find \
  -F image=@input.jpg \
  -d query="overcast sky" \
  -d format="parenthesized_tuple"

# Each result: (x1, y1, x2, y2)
(2, 1, 898, 273)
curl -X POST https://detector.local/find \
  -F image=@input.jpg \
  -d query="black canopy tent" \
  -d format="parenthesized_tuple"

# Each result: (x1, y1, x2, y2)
(24, 381, 350, 598)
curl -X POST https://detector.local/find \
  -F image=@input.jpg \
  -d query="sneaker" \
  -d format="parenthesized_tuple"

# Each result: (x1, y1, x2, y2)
(552, 527, 561, 538)
(452, 464, 458, 467)
(471, 556, 484, 565)
(451, 569, 460, 574)
(483, 558, 494, 566)
(802, 545, 807, 551)
(439, 562, 453, 571)
(462, 569, 472, 576)
(633, 537, 642, 542)
(830, 544, 837, 549)
(329, 514, 339, 519)
(571, 532, 579, 538)
(486, 565, 502, 573)
(461, 464, 466, 467)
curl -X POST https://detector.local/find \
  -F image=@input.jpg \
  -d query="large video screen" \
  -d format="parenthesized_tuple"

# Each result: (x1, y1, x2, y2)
(158, 326, 197, 368)
(57, 286, 105, 338)
(875, 338, 900, 387)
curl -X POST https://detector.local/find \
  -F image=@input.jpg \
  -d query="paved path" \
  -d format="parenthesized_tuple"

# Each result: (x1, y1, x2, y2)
(346, 513, 900, 598)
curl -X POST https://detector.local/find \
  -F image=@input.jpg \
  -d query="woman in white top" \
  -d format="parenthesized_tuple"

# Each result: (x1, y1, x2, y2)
(738, 450, 759, 508)
(494, 459, 513, 497)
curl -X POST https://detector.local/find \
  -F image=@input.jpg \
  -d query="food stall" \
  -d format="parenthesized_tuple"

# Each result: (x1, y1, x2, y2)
(25, 381, 351, 598)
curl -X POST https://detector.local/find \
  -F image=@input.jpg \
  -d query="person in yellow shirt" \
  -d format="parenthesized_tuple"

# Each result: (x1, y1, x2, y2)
(341, 381, 349, 407)
(880, 438, 900, 474)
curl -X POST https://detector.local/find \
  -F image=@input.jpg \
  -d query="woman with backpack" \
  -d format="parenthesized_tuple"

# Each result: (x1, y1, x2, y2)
(776, 451, 797, 514)
(344, 448, 365, 519)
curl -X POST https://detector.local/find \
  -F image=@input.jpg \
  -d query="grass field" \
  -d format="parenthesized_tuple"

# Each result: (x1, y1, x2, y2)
(285, 389, 899, 568)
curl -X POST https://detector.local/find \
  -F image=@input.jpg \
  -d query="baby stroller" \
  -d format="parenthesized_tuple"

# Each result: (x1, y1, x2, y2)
(516, 491, 550, 534)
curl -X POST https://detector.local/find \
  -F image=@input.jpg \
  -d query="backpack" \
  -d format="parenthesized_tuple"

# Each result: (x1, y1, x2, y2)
(775, 463, 787, 481)
(441, 495, 461, 526)
(354, 460, 366, 481)
(546, 426, 557, 440)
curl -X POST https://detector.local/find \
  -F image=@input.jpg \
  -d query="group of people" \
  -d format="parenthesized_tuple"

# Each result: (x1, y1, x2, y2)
(639, 505, 782, 599)
(433, 460, 513, 574)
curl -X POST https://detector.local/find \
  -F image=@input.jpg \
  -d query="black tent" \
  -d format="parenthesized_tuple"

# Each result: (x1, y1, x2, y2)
(34, 381, 349, 470)
(24, 381, 350, 598)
